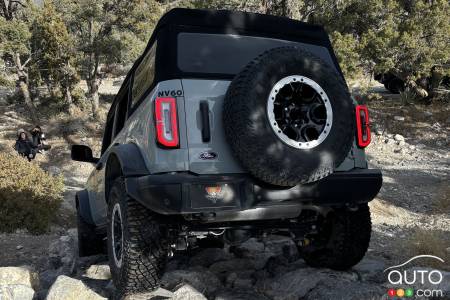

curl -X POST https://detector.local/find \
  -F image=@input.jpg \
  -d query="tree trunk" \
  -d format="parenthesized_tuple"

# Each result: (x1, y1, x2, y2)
(87, 17, 100, 119)
(428, 69, 444, 99)
(87, 78, 100, 118)
(14, 52, 39, 123)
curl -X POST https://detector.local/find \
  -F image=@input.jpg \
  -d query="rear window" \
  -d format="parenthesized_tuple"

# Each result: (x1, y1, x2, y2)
(177, 33, 334, 75)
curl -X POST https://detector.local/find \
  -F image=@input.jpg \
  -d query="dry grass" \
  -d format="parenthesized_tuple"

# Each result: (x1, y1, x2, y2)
(404, 228, 450, 270)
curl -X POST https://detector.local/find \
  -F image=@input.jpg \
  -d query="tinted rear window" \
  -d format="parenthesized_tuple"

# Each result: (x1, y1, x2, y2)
(177, 33, 334, 75)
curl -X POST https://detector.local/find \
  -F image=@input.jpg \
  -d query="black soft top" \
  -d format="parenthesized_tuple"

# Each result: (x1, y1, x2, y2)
(110, 8, 341, 121)
(153, 8, 328, 41)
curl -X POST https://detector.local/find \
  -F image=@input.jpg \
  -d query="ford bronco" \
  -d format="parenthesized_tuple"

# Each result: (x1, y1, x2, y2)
(71, 8, 382, 295)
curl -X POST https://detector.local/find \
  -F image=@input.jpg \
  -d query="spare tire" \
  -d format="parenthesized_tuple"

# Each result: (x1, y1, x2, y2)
(223, 47, 354, 186)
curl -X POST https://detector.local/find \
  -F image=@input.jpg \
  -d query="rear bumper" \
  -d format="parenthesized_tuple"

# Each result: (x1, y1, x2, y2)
(125, 168, 382, 218)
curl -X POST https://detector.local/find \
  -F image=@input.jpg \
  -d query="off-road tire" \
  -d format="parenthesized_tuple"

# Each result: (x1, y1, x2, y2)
(107, 178, 168, 296)
(77, 209, 104, 257)
(299, 203, 371, 270)
(223, 46, 355, 186)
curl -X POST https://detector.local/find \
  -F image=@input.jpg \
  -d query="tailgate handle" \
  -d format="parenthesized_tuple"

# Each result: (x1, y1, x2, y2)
(200, 101, 211, 142)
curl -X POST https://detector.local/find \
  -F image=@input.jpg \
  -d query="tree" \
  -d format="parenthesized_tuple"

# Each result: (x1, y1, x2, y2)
(31, 2, 79, 113)
(0, 0, 38, 119)
(360, 0, 450, 98)
(55, 0, 163, 118)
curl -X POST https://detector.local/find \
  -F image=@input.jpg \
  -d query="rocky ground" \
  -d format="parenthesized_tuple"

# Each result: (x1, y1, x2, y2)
(0, 81, 449, 300)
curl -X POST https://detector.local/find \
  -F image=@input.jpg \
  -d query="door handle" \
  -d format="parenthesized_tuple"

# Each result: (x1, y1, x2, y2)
(200, 101, 211, 143)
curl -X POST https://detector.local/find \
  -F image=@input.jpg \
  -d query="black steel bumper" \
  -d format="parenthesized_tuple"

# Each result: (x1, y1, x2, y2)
(125, 168, 382, 218)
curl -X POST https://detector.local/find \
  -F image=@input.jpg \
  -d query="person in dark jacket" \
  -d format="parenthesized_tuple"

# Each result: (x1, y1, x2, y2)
(14, 129, 36, 161)
(30, 125, 51, 152)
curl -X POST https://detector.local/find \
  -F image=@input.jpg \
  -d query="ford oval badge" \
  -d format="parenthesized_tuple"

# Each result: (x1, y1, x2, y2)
(199, 151, 218, 160)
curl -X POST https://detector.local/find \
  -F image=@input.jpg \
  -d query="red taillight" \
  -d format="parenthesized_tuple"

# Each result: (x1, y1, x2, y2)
(355, 105, 371, 148)
(155, 97, 179, 148)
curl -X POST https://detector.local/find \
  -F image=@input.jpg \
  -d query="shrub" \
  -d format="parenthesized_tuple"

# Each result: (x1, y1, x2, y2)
(0, 152, 64, 234)
(405, 228, 450, 271)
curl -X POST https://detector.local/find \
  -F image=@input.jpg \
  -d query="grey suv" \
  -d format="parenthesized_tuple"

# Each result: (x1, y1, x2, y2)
(71, 8, 382, 296)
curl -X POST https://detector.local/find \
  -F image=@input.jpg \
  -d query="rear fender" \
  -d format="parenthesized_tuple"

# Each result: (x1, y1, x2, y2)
(105, 143, 149, 202)
(76, 189, 94, 225)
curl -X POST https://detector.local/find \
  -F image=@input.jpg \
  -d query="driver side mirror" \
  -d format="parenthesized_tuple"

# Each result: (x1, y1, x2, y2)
(71, 145, 100, 164)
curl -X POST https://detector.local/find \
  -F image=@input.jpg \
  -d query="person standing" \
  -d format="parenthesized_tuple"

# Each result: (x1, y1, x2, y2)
(30, 125, 51, 152)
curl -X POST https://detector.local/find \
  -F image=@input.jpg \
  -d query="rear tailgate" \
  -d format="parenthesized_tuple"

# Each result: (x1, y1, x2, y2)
(181, 79, 244, 174)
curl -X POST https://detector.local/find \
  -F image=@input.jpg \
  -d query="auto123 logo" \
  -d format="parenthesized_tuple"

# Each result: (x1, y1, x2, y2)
(384, 255, 447, 298)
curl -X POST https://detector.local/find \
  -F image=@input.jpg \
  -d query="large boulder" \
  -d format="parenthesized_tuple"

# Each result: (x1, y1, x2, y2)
(0, 284, 35, 300)
(215, 289, 270, 300)
(305, 280, 385, 300)
(0, 266, 39, 289)
(0, 266, 39, 300)
(84, 265, 111, 280)
(172, 285, 207, 300)
(257, 267, 359, 300)
(46, 275, 106, 300)
(189, 248, 232, 268)
(161, 268, 222, 297)
(48, 231, 78, 275)
(352, 258, 386, 282)
(209, 258, 266, 275)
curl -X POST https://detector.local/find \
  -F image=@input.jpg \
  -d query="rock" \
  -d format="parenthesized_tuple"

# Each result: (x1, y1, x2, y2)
(423, 111, 433, 117)
(282, 243, 299, 262)
(353, 258, 386, 282)
(225, 272, 237, 287)
(215, 290, 270, 300)
(259, 267, 361, 300)
(260, 268, 325, 300)
(233, 278, 253, 289)
(394, 134, 405, 142)
(48, 233, 77, 274)
(394, 116, 405, 121)
(209, 256, 268, 274)
(84, 265, 111, 280)
(236, 238, 265, 254)
(394, 148, 404, 154)
(263, 235, 295, 257)
(161, 268, 221, 296)
(0, 266, 39, 289)
(189, 248, 232, 268)
(0, 285, 35, 300)
(446, 247, 450, 253)
(39, 270, 59, 290)
(172, 285, 207, 300)
(397, 140, 405, 146)
(264, 256, 306, 276)
(123, 288, 173, 300)
(305, 280, 385, 300)
(375, 129, 383, 136)
(15, 245, 23, 250)
(47, 166, 62, 176)
(46, 275, 106, 300)
(384, 138, 394, 145)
